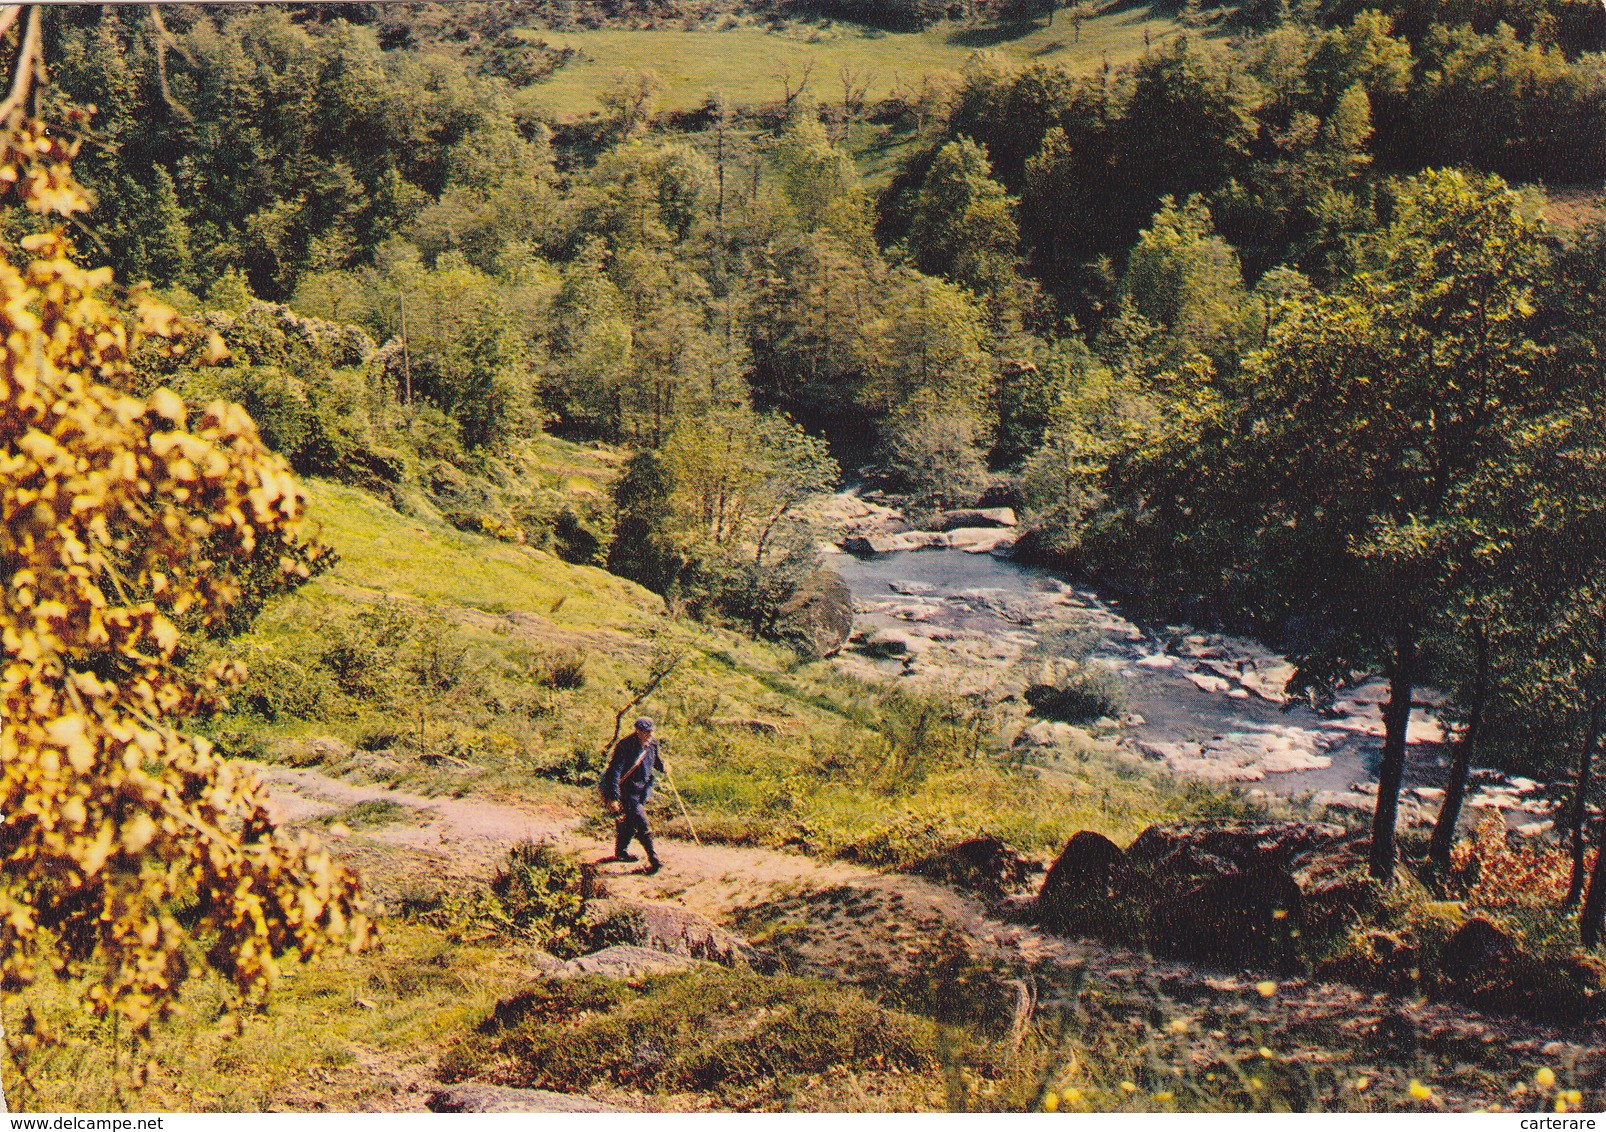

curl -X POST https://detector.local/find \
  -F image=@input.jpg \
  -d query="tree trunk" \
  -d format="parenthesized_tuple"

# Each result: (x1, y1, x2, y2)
(1429, 621, 1488, 867)
(1566, 697, 1601, 908)
(1369, 627, 1418, 881)
(1583, 785, 1606, 948)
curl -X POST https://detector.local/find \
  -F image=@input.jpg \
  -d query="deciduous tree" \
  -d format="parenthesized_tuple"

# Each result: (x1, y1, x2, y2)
(1, 115, 368, 1110)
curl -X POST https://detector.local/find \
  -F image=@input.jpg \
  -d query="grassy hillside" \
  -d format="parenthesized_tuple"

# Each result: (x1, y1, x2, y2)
(518, 7, 1192, 118)
(205, 463, 1219, 861)
(7, 467, 1237, 1111)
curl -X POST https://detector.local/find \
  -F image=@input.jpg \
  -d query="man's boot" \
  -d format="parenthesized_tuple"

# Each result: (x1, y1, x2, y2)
(612, 821, 638, 863)
(640, 830, 662, 874)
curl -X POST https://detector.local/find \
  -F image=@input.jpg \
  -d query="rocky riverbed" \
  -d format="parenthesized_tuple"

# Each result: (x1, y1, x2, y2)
(807, 490, 1558, 836)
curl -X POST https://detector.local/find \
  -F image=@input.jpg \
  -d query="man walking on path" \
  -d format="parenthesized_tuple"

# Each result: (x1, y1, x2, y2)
(602, 716, 665, 873)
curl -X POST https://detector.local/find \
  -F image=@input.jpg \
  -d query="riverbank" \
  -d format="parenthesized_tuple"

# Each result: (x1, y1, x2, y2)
(810, 489, 1556, 837)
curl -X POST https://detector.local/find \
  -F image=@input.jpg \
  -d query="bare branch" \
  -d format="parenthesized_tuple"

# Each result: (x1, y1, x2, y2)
(0, 5, 41, 130)
(148, 5, 194, 122)
(776, 59, 815, 114)
(603, 643, 687, 754)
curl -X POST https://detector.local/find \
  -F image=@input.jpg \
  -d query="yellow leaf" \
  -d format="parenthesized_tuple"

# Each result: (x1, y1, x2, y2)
(147, 387, 185, 423)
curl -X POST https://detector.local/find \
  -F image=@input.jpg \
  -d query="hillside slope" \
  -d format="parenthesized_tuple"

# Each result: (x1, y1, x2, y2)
(212, 477, 1204, 860)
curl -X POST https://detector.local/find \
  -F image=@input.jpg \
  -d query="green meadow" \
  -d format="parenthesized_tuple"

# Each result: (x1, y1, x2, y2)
(519, 8, 1192, 117)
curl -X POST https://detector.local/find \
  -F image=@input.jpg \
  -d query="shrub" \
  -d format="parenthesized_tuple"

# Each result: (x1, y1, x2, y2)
(552, 502, 612, 566)
(538, 647, 588, 689)
(480, 841, 591, 954)
(1025, 666, 1125, 723)
(318, 621, 386, 698)
(415, 841, 593, 949)
(241, 654, 332, 721)
(356, 724, 405, 751)
(1449, 814, 1594, 908)
(317, 601, 413, 698)
(409, 614, 472, 690)
(884, 414, 988, 511)
(866, 685, 999, 787)
(838, 814, 950, 869)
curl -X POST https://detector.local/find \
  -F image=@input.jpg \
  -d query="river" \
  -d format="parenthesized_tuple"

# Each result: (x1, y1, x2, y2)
(827, 543, 1549, 831)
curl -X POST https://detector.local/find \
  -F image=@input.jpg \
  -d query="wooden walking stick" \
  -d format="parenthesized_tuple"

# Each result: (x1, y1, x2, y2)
(657, 746, 701, 847)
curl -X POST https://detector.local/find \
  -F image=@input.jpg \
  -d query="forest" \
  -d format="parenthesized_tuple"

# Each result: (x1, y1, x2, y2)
(3, 0, 1606, 1114)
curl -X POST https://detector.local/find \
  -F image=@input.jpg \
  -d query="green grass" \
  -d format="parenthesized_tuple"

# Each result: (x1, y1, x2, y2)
(314, 799, 427, 829)
(8, 923, 531, 1112)
(204, 466, 1225, 868)
(438, 968, 954, 1110)
(518, 8, 1196, 119)
(303, 478, 659, 636)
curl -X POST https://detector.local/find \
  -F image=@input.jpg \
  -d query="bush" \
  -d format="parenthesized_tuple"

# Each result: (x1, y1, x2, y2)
(424, 841, 593, 955)
(1025, 666, 1125, 723)
(409, 614, 472, 690)
(538, 648, 587, 689)
(884, 414, 988, 511)
(1448, 814, 1594, 908)
(487, 842, 589, 950)
(241, 654, 332, 721)
(866, 685, 999, 787)
(552, 502, 612, 566)
(316, 601, 413, 698)
(837, 814, 950, 869)
(356, 724, 404, 751)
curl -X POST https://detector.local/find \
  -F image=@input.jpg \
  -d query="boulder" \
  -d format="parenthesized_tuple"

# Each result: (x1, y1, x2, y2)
(428, 1084, 621, 1113)
(352, 750, 400, 775)
(1013, 719, 1082, 748)
(1125, 820, 1348, 883)
(895, 530, 950, 551)
(910, 836, 1044, 899)
(548, 944, 706, 980)
(421, 752, 480, 771)
(1035, 832, 1151, 944)
(308, 735, 353, 761)
(1032, 822, 1378, 973)
(856, 627, 925, 658)
(1437, 918, 1518, 985)
(888, 580, 937, 595)
(1148, 866, 1306, 972)
(1185, 671, 1233, 694)
(936, 507, 1017, 531)
(946, 527, 1017, 554)
(586, 900, 757, 967)
(1291, 838, 1377, 933)
(1434, 918, 1606, 1023)
(842, 534, 902, 556)
(1317, 928, 1421, 994)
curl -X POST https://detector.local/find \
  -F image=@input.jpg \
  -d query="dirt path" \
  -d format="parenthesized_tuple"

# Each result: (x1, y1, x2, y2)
(259, 764, 1606, 1112)
(259, 764, 868, 914)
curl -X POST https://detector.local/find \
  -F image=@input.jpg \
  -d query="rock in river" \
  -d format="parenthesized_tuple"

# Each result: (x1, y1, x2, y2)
(935, 507, 1017, 530)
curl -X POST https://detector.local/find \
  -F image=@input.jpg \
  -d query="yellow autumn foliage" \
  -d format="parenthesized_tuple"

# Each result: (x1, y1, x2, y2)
(0, 119, 369, 1043)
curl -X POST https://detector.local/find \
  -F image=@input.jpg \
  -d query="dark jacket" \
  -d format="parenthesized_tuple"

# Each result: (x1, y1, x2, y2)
(602, 732, 661, 803)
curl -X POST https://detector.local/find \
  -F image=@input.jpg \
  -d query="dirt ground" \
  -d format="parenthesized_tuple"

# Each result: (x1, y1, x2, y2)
(258, 764, 1606, 1112)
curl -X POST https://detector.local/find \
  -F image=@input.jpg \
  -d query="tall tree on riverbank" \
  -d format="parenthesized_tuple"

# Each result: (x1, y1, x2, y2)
(1246, 171, 1558, 880)
(1088, 171, 1561, 882)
